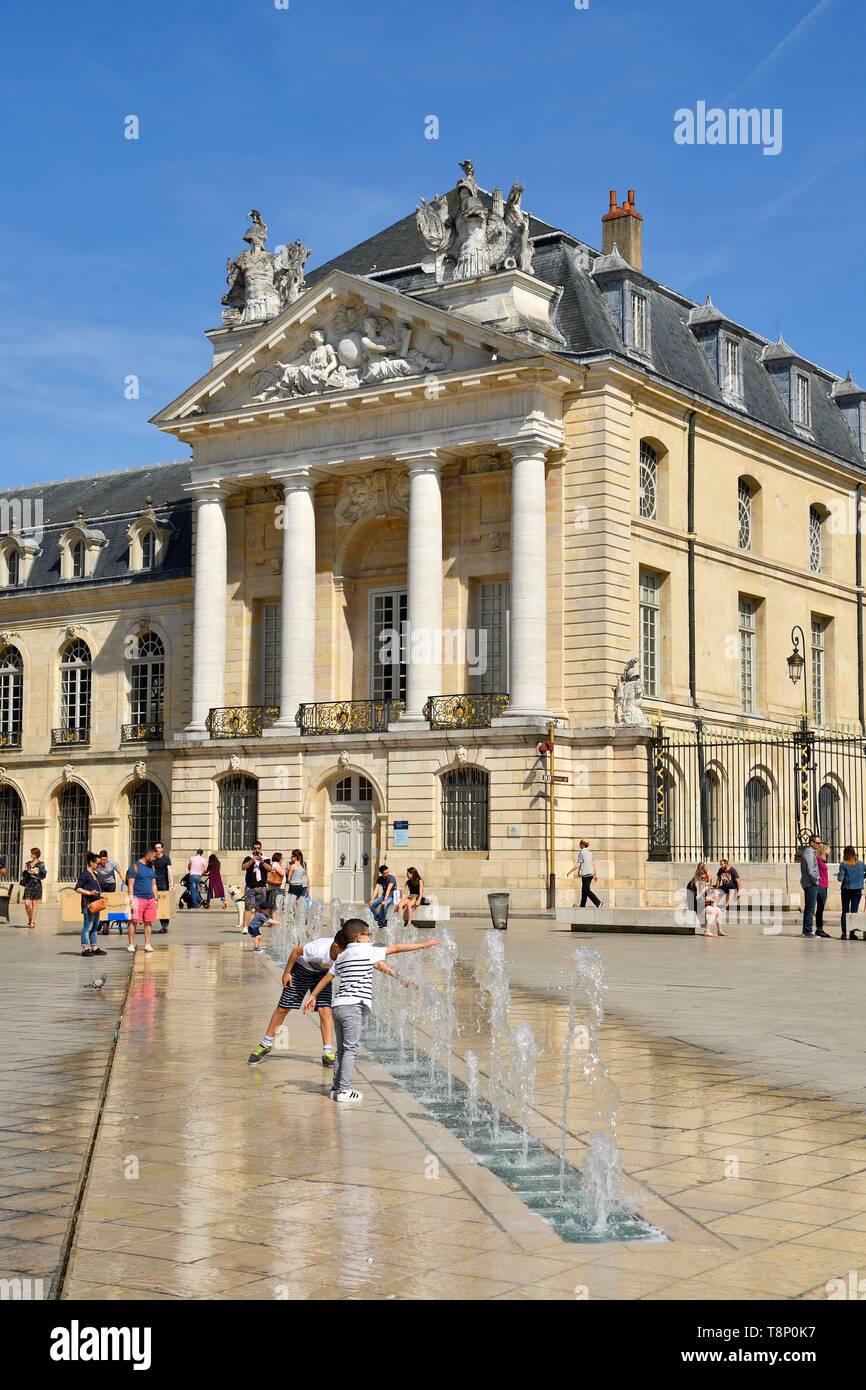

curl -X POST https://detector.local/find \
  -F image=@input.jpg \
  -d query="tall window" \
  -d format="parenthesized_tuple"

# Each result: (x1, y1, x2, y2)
(737, 480, 753, 550)
(370, 589, 407, 703)
(639, 570, 661, 698)
(261, 602, 281, 708)
(811, 617, 826, 726)
(744, 776, 769, 862)
(6, 548, 20, 587)
(130, 632, 165, 731)
(0, 784, 22, 879)
(140, 529, 156, 571)
(441, 767, 489, 852)
(809, 507, 823, 574)
(795, 371, 812, 429)
(58, 783, 90, 880)
(0, 645, 23, 746)
(818, 783, 840, 861)
(475, 581, 509, 693)
(723, 337, 742, 399)
(129, 780, 163, 862)
(60, 639, 92, 734)
(739, 597, 757, 713)
(703, 769, 723, 860)
(70, 540, 85, 579)
(630, 290, 647, 352)
(638, 442, 657, 519)
(219, 774, 258, 851)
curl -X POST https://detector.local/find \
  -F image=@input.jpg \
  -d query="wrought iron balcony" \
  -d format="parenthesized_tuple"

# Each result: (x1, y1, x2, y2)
(298, 700, 404, 736)
(0, 729, 22, 750)
(424, 693, 509, 730)
(207, 706, 279, 739)
(121, 722, 164, 744)
(51, 726, 90, 749)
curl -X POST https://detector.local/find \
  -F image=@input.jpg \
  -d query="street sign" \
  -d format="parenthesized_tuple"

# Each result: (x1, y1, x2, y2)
(541, 774, 569, 784)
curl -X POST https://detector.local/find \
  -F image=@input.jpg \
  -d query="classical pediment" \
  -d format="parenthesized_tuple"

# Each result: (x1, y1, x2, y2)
(151, 270, 539, 430)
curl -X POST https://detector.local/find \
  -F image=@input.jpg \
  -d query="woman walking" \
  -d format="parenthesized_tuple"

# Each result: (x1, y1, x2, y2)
(75, 852, 105, 957)
(286, 849, 308, 902)
(838, 845, 865, 939)
(567, 839, 602, 908)
(396, 866, 424, 926)
(687, 862, 725, 937)
(20, 847, 47, 929)
(815, 843, 831, 938)
(205, 852, 227, 909)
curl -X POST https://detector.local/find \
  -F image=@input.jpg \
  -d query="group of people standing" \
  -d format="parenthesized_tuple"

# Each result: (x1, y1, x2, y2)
(800, 837, 866, 939)
(240, 842, 309, 931)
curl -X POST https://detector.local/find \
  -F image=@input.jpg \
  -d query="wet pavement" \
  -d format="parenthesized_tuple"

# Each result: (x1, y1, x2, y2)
(3, 906, 866, 1299)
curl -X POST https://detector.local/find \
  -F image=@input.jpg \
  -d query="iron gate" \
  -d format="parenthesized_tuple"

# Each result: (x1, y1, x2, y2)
(649, 720, 866, 862)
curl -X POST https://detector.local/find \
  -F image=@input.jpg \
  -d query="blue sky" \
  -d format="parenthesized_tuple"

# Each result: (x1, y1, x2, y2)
(1, 0, 863, 484)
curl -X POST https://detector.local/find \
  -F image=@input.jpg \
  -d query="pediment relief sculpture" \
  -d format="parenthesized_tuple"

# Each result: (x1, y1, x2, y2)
(463, 452, 508, 475)
(249, 297, 453, 403)
(416, 159, 534, 284)
(335, 469, 410, 526)
(221, 210, 310, 327)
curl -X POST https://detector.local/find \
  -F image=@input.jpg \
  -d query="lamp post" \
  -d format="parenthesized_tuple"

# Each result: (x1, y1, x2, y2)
(787, 625, 808, 724)
(787, 624, 813, 853)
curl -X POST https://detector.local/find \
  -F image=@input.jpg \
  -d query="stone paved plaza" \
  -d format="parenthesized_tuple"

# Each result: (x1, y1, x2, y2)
(2, 906, 866, 1301)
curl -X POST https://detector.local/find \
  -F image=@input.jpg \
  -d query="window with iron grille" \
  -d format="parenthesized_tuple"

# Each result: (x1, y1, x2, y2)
(261, 602, 281, 707)
(737, 480, 752, 550)
(744, 776, 770, 861)
(795, 371, 812, 428)
(58, 783, 90, 881)
(0, 784, 22, 879)
(739, 597, 757, 713)
(60, 640, 91, 732)
(818, 783, 840, 860)
(441, 767, 489, 852)
(140, 529, 156, 571)
(129, 780, 163, 862)
(370, 590, 407, 702)
(0, 646, 23, 743)
(638, 442, 657, 520)
(6, 548, 20, 586)
(639, 570, 660, 698)
(811, 617, 826, 726)
(809, 507, 823, 574)
(218, 774, 258, 851)
(71, 541, 85, 579)
(130, 632, 164, 726)
(475, 581, 509, 693)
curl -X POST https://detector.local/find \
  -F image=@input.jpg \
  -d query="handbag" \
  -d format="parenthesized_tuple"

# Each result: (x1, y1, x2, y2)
(266, 867, 283, 888)
(88, 896, 107, 915)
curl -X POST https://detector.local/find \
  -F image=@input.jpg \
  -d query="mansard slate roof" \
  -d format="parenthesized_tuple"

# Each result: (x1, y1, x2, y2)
(0, 461, 192, 591)
(309, 186, 866, 470)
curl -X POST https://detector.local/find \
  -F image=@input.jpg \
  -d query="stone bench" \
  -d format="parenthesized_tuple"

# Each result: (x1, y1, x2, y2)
(412, 903, 451, 929)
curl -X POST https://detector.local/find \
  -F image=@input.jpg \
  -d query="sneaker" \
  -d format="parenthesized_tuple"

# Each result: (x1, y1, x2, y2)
(143, 944, 154, 953)
(92, 948, 107, 956)
(157, 927, 168, 934)
(816, 930, 830, 938)
(127, 944, 136, 953)
(253, 945, 263, 953)
(801, 932, 814, 938)
(335, 1089, 363, 1104)
(247, 1043, 272, 1065)
(322, 1049, 336, 1067)
(328, 1087, 337, 1100)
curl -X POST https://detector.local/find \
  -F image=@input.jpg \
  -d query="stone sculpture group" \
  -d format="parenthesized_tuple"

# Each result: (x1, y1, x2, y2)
(416, 159, 534, 283)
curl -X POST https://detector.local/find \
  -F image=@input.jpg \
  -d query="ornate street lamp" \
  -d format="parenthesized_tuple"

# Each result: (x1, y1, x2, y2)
(787, 625, 808, 721)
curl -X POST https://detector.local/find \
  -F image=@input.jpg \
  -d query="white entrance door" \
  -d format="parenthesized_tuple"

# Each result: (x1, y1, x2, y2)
(330, 774, 374, 901)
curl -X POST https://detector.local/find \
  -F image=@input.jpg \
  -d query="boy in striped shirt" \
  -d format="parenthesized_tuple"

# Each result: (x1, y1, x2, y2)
(304, 918, 439, 1104)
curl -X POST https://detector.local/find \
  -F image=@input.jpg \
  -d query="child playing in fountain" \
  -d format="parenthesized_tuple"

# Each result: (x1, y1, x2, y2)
(246, 902, 277, 953)
(248, 930, 340, 1066)
(303, 918, 439, 1104)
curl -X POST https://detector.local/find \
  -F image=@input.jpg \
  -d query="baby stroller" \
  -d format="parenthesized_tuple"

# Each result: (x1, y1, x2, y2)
(176, 872, 195, 911)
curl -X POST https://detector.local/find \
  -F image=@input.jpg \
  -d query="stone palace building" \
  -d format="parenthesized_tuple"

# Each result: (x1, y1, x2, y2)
(2, 165, 865, 909)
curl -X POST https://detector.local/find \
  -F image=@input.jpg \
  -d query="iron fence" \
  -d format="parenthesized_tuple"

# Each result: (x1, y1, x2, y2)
(649, 719, 866, 862)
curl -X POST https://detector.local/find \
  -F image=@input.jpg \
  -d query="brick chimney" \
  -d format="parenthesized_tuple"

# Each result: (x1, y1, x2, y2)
(601, 188, 644, 272)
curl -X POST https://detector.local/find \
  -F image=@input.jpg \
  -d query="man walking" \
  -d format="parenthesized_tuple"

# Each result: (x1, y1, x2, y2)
(95, 848, 123, 935)
(568, 839, 603, 908)
(153, 840, 174, 934)
(126, 845, 158, 954)
(800, 834, 821, 938)
(187, 848, 206, 909)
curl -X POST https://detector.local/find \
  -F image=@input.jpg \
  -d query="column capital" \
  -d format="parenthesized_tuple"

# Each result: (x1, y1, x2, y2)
(184, 480, 230, 507)
(393, 449, 442, 476)
(271, 467, 319, 495)
(507, 436, 557, 465)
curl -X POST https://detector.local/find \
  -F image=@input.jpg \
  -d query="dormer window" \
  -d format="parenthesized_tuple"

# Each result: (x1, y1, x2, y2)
(71, 540, 85, 579)
(761, 336, 815, 437)
(58, 512, 107, 582)
(127, 502, 174, 574)
(5, 548, 19, 587)
(140, 529, 156, 571)
(795, 371, 812, 429)
(831, 373, 866, 453)
(0, 531, 40, 588)
(591, 247, 651, 358)
(722, 336, 743, 402)
(629, 289, 648, 353)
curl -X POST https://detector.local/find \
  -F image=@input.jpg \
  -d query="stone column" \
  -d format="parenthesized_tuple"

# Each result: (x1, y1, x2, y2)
(275, 471, 317, 729)
(504, 440, 551, 718)
(402, 454, 443, 721)
(187, 485, 227, 732)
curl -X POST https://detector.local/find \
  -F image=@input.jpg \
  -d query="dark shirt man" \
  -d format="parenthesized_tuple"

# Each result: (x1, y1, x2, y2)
(242, 841, 271, 928)
(153, 841, 173, 934)
(368, 864, 398, 926)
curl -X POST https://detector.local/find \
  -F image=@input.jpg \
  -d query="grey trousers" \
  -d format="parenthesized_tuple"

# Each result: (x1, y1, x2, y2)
(333, 1002, 364, 1092)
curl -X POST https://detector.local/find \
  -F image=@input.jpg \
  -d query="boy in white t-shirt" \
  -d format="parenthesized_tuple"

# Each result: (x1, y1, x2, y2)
(248, 934, 341, 1067)
(304, 918, 440, 1104)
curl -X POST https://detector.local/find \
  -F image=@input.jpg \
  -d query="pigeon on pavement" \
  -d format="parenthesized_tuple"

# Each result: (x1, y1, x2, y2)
(82, 976, 107, 990)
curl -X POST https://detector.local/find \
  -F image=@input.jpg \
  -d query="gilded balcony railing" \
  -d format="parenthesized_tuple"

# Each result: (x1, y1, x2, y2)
(297, 700, 404, 736)
(424, 693, 509, 730)
(207, 706, 279, 739)
(121, 722, 164, 743)
(51, 726, 90, 748)
(0, 729, 22, 749)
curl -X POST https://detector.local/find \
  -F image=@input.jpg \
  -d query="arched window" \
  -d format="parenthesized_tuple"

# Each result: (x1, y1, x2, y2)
(140, 529, 156, 571)
(0, 645, 23, 747)
(70, 540, 86, 580)
(0, 784, 22, 879)
(334, 774, 372, 804)
(744, 776, 770, 862)
(737, 480, 753, 551)
(638, 442, 657, 520)
(809, 507, 824, 574)
(130, 632, 165, 734)
(219, 774, 258, 851)
(818, 784, 840, 862)
(58, 782, 90, 881)
(6, 547, 20, 587)
(441, 767, 489, 852)
(129, 780, 163, 863)
(702, 768, 723, 859)
(60, 639, 91, 739)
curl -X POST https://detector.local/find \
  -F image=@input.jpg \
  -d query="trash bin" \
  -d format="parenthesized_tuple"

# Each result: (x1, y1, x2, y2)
(487, 892, 510, 931)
